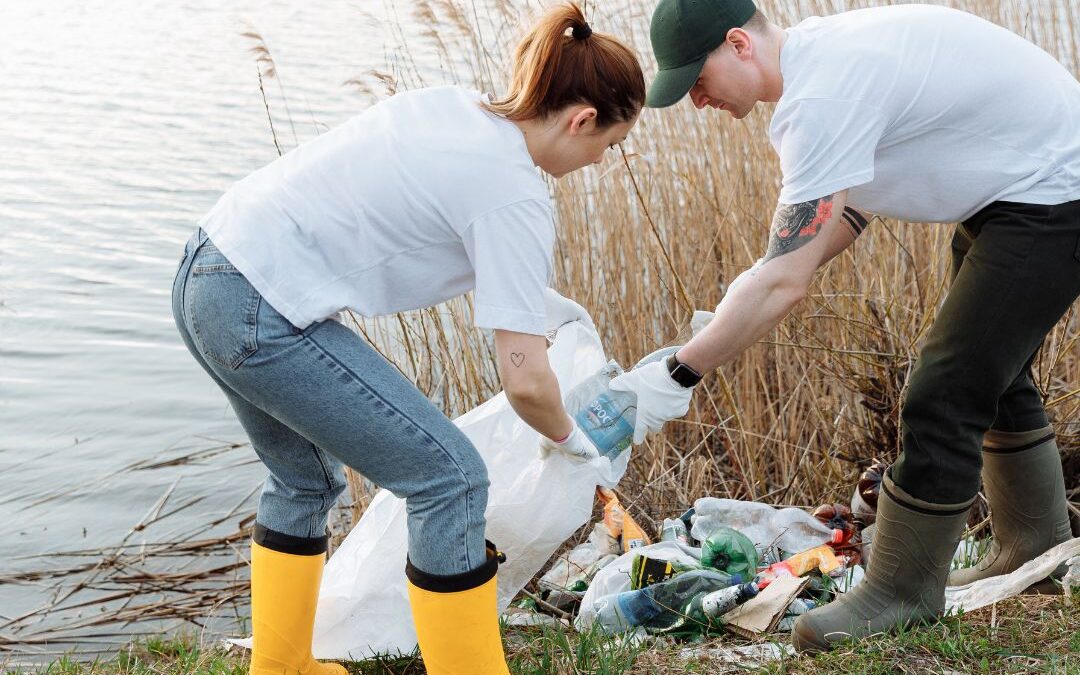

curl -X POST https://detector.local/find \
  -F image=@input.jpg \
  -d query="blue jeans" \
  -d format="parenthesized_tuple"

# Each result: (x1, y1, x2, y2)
(171, 229, 490, 575)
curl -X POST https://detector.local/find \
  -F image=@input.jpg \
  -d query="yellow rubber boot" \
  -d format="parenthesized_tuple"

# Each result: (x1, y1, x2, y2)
(249, 527, 347, 675)
(406, 542, 510, 675)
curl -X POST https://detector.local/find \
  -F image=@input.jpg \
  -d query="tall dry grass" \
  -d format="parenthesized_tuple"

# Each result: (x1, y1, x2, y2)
(340, 0, 1080, 532)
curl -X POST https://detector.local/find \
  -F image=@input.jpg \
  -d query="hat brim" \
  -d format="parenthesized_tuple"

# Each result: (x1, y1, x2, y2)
(645, 55, 707, 108)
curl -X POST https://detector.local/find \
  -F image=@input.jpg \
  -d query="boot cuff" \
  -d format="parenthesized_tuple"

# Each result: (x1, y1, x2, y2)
(406, 540, 501, 593)
(884, 471, 974, 516)
(983, 425, 1055, 453)
(253, 523, 328, 556)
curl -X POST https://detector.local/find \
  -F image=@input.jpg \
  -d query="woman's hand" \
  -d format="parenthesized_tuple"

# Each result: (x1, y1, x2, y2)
(543, 288, 596, 334)
(539, 419, 601, 462)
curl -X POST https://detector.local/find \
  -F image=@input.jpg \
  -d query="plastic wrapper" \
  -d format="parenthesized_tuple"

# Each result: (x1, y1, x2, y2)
(690, 498, 835, 554)
(677, 642, 794, 666)
(309, 320, 630, 659)
(598, 487, 651, 552)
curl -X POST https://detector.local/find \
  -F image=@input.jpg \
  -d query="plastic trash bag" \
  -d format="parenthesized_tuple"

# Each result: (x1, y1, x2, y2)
(945, 537, 1080, 613)
(310, 320, 630, 659)
(690, 498, 835, 554)
(539, 522, 620, 593)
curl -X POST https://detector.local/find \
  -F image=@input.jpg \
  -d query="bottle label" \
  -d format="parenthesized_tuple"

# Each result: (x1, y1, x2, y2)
(575, 392, 634, 459)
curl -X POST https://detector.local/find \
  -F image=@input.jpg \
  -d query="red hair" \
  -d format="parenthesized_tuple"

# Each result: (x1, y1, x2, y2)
(484, 3, 645, 127)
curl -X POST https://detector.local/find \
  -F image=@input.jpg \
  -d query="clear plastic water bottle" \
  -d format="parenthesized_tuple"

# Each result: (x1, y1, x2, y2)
(563, 346, 683, 460)
(563, 360, 636, 459)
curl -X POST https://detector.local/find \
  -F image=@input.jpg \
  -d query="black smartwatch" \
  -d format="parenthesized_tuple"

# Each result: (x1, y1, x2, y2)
(665, 353, 703, 388)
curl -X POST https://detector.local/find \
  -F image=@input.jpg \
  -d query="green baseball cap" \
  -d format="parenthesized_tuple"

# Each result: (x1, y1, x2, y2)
(646, 0, 758, 108)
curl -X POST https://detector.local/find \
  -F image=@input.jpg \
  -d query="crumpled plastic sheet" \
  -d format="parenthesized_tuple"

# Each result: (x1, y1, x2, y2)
(677, 642, 794, 666)
(945, 537, 1080, 613)
(690, 498, 836, 553)
(502, 609, 569, 628)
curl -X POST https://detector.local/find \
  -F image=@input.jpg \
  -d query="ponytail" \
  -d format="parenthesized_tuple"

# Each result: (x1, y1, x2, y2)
(484, 3, 645, 128)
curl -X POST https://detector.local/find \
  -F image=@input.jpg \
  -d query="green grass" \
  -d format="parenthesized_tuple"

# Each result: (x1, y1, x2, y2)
(8, 591, 1078, 675)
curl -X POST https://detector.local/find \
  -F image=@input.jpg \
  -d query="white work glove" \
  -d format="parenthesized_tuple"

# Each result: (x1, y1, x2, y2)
(543, 288, 596, 335)
(539, 421, 601, 462)
(609, 361, 695, 444)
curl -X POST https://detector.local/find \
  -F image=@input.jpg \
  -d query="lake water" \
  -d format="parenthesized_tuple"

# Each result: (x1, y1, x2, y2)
(0, 0, 451, 660)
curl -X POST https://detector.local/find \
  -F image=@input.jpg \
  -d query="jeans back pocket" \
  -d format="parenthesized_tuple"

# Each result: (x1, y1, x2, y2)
(185, 244, 261, 369)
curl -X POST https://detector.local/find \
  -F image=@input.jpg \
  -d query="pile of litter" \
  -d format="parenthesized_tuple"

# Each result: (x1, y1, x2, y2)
(535, 480, 873, 641)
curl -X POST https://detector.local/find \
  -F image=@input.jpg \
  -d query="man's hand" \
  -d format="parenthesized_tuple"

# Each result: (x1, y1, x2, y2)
(543, 288, 596, 334)
(539, 420, 601, 462)
(609, 361, 694, 444)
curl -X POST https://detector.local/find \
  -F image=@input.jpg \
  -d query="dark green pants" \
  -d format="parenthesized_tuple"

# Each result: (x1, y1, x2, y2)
(893, 198, 1080, 504)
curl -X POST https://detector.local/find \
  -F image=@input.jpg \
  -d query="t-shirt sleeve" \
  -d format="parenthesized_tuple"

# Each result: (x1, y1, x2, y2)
(462, 199, 555, 335)
(771, 98, 888, 204)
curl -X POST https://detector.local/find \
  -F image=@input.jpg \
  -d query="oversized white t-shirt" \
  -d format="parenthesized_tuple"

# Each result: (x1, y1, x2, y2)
(770, 5, 1080, 223)
(199, 86, 554, 333)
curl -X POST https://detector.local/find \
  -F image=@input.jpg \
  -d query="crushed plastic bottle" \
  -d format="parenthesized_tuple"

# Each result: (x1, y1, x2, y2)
(563, 361, 635, 459)
(661, 518, 689, 544)
(700, 526, 759, 579)
(690, 498, 836, 553)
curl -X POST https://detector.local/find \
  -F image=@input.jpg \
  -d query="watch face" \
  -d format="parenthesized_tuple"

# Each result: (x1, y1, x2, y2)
(671, 363, 701, 388)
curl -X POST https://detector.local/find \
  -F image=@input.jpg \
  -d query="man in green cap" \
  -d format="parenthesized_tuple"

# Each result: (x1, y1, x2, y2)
(614, 0, 1080, 653)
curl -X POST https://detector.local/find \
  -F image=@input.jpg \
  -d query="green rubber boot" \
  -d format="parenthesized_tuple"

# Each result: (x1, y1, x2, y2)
(948, 427, 1072, 593)
(792, 472, 973, 653)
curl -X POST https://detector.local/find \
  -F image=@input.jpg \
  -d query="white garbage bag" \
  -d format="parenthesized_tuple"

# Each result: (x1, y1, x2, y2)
(945, 537, 1080, 613)
(310, 320, 630, 660)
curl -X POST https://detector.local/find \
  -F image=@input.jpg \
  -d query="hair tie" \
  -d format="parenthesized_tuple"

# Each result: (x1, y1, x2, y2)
(572, 22, 593, 40)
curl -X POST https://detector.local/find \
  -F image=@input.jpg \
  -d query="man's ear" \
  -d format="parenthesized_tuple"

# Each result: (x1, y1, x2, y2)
(568, 106, 598, 136)
(727, 27, 753, 60)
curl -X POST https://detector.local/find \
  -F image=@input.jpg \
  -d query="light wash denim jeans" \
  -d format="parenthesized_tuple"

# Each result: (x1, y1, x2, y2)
(172, 229, 490, 575)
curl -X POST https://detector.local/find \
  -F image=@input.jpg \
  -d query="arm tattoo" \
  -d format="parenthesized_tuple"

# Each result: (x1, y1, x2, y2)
(764, 195, 834, 262)
(841, 206, 869, 237)
(510, 352, 525, 368)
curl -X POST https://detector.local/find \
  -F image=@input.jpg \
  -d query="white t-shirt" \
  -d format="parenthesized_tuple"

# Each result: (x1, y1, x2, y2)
(771, 5, 1080, 223)
(199, 86, 554, 333)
